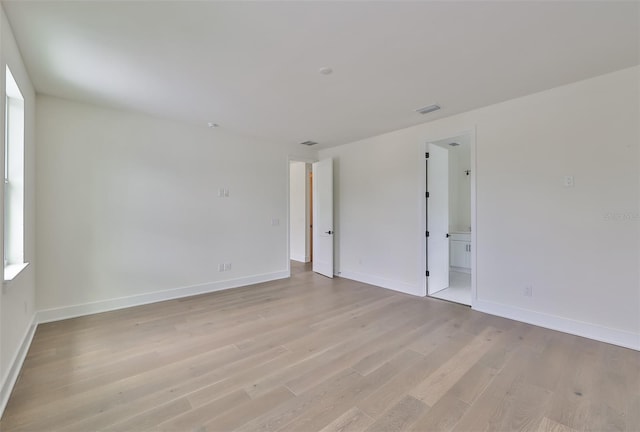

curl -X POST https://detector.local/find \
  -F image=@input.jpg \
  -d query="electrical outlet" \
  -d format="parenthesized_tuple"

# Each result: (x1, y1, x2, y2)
(224, 262, 232, 271)
(563, 176, 574, 188)
(218, 263, 225, 272)
(524, 285, 533, 297)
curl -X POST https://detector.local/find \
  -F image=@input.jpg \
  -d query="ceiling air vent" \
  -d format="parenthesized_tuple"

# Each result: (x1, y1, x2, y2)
(415, 104, 441, 115)
(300, 140, 318, 146)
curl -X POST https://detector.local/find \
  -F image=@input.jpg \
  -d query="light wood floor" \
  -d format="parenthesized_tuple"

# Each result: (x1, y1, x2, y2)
(2, 261, 638, 431)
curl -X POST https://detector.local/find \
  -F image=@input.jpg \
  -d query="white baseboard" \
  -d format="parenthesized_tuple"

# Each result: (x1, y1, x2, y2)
(5, 271, 635, 427)
(474, 299, 640, 351)
(1, 313, 37, 417)
(333, 273, 638, 351)
(338, 270, 422, 297)
(290, 255, 310, 263)
(0, 271, 290, 419)
(37, 271, 290, 324)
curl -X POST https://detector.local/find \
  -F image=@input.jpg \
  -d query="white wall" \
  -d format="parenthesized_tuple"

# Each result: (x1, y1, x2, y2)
(36, 96, 316, 319)
(289, 161, 309, 262)
(0, 5, 37, 414)
(320, 66, 640, 349)
(448, 142, 471, 233)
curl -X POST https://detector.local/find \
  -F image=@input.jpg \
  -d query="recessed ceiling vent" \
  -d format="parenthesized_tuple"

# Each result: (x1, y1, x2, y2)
(300, 140, 318, 146)
(449, 142, 460, 147)
(415, 104, 441, 115)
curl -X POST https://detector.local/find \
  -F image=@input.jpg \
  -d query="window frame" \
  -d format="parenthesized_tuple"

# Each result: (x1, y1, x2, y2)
(4, 66, 28, 282)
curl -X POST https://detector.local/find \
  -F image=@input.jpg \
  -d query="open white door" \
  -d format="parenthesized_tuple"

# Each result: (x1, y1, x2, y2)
(312, 159, 334, 278)
(427, 144, 449, 295)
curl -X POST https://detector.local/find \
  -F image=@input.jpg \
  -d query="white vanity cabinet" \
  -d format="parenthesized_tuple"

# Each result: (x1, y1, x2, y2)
(449, 232, 471, 271)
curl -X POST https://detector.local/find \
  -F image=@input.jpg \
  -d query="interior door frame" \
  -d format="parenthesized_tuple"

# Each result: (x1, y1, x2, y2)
(286, 156, 317, 276)
(311, 158, 334, 278)
(420, 127, 477, 307)
(426, 143, 450, 295)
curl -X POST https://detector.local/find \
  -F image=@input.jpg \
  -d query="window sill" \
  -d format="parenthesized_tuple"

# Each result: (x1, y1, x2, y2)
(4, 262, 29, 282)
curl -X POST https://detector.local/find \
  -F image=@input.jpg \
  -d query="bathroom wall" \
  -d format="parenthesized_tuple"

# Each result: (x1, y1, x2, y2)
(448, 139, 471, 233)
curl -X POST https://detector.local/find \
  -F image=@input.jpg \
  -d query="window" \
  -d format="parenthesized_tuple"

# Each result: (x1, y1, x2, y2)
(4, 66, 27, 281)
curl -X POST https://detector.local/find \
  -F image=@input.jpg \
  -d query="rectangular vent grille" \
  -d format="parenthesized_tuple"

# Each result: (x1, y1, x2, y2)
(300, 140, 318, 146)
(415, 104, 441, 115)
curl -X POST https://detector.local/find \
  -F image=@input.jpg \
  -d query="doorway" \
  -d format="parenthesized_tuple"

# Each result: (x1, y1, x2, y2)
(288, 157, 334, 278)
(289, 161, 312, 264)
(426, 132, 474, 306)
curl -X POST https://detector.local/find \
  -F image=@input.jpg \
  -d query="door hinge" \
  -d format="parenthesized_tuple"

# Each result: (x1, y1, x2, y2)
(426, 270, 430, 277)
(425, 191, 430, 198)
(426, 231, 429, 237)
(425, 152, 429, 159)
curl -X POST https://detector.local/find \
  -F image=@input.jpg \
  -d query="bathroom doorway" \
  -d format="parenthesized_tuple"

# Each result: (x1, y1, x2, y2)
(425, 132, 474, 306)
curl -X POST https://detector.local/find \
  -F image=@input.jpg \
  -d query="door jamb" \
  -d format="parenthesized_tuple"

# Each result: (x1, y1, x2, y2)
(287, 156, 318, 276)
(421, 127, 477, 307)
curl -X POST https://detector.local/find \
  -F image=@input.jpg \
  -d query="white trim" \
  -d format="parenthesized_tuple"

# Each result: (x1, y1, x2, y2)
(1, 313, 37, 417)
(287, 155, 318, 165)
(3, 262, 29, 282)
(290, 254, 310, 263)
(474, 299, 640, 351)
(287, 155, 317, 272)
(338, 270, 421, 297)
(421, 127, 477, 305)
(36, 271, 289, 324)
(469, 127, 478, 306)
(286, 157, 292, 276)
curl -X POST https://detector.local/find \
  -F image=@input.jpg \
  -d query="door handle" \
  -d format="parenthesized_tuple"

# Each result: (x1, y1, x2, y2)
(325, 230, 333, 235)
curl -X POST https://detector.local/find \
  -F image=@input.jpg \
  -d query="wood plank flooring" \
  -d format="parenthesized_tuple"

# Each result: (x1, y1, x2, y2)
(1, 261, 638, 431)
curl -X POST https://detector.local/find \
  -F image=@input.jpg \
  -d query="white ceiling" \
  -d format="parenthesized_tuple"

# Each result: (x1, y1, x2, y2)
(433, 133, 471, 151)
(4, 1, 639, 149)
